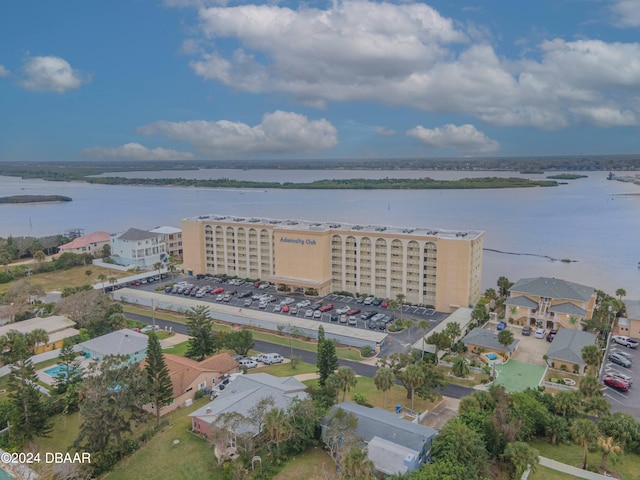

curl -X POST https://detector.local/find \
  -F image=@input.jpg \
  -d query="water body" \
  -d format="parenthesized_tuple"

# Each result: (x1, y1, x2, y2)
(1, 170, 639, 298)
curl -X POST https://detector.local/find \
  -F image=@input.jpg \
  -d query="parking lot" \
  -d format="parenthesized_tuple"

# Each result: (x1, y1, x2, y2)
(130, 274, 447, 337)
(602, 340, 640, 417)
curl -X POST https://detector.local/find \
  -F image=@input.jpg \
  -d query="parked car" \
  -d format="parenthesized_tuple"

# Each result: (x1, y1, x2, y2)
(290, 306, 299, 315)
(616, 350, 634, 362)
(164, 286, 173, 293)
(604, 375, 630, 392)
(243, 299, 253, 307)
(372, 299, 382, 306)
(297, 300, 311, 308)
(613, 336, 640, 349)
(546, 329, 558, 342)
(609, 371, 633, 385)
(522, 326, 532, 336)
(363, 296, 375, 305)
(260, 353, 284, 365)
(305, 309, 314, 317)
(609, 353, 632, 368)
(361, 311, 377, 320)
(348, 316, 357, 326)
(273, 304, 282, 313)
(238, 358, 258, 369)
(216, 294, 224, 301)
(355, 297, 365, 304)
(496, 321, 507, 330)
(336, 306, 350, 315)
(313, 310, 322, 318)
(319, 304, 334, 312)
(281, 298, 295, 305)
(381, 300, 389, 308)
(534, 328, 546, 339)
(211, 287, 224, 294)
(258, 301, 268, 309)
(346, 308, 361, 316)
(282, 305, 290, 313)
(330, 314, 339, 322)
(238, 291, 252, 299)
(339, 315, 348, 323)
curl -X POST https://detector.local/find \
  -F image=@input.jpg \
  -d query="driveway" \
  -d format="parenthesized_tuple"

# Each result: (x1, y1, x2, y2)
(603, 340, 640, 418)
(510, 327, 550, 366)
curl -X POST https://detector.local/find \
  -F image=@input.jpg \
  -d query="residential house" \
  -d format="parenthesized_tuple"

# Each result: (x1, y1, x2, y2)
(545, 329, 597, 375)
(505, 277, 597, 330)
(462, 327, 519, 356)
(76, 328, 148, 364)
(413, 307, 473, 353)
(142, 353, 239, 417)
(617, 299, 640, 338)
(327, 402, 438, 476)
(57, 231, 111, 257)
(190, 373, 308, 442)
(110, 228, 168, 268)
(149, 226, 183, 260)
(0, 315, 79, 354)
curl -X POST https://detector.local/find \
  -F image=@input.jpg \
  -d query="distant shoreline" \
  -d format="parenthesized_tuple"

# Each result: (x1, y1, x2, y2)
(0, 195, 72, 204)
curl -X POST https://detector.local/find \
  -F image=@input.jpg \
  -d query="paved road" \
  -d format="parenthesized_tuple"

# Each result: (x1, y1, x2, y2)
(126, 311, 474, 400)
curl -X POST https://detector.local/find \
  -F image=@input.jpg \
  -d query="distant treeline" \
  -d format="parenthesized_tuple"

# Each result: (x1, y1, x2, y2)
(85, 176, 559, 189)
(0, 195, 72, 204)
(0, 155, 639, 183)
(545, 173, 589, 180)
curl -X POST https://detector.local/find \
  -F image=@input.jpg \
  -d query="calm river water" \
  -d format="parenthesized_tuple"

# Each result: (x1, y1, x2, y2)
(1, 170, 639, 298)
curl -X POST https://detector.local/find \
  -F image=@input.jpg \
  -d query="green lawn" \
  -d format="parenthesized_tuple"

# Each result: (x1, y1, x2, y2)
(257, 361, 318, 377)
(34, 412, 82, 453)
(105, 398, 223, 480)
(530, 439, 640, 479)
(494, 360, 546, 392)
(528, 465, 580, 479)
(163, 341, 190, 356)
(275, 447, 339, 480)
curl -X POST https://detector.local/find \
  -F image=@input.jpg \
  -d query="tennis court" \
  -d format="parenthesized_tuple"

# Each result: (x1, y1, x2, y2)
(494, 359, 546, 392)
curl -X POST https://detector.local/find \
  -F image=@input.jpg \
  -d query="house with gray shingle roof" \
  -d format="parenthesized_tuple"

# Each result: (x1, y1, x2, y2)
(462, 327, 519, 355)
(76, 328, 148, 364)
(326, 402, 438, 476)
(189, 373, 308, 442)
(506, 277, 597, 330)
(546, 329, 597, 375)
(110, 228, 168, 268)
(615, 299, 640, 339)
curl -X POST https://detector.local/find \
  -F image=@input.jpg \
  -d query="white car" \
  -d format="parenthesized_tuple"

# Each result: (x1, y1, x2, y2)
(336, 306, 350, 315)
(305, 309, 314, 317)
(298, 300, 311, 308)
(238, 358, 258, 369)
(313, 310, 322, 318)
(273, 304, 282, 312)
(363, 296, 375, 305)
(613, 336, 639, 349)
(534, 328, 546, 339)
(281, 298, 295, 305)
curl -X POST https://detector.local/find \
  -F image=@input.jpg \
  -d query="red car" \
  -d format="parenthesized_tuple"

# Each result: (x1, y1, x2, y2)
(319, 304, 334, 312)
(604, 375, 630, 392)
(346, 308, 361, 316)
(211, 287, 224, 294)
(282, 305, 290, 313)
(381, 300, 389, 308)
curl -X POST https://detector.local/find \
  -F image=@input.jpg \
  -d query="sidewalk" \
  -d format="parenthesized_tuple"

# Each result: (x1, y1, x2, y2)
(160, 332, 190, 348)
(538, 456, 613, 480)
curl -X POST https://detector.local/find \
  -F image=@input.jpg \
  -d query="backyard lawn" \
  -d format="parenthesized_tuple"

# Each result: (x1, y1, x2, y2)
(528, 465, 579, 479)
(275, 447, 339, 480)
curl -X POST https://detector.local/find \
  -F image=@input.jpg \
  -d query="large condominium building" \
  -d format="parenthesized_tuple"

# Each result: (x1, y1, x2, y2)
(182, 215, 484, 312)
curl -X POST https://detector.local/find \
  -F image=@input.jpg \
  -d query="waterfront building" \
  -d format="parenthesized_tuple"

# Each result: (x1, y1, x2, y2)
(110, 228, 168, 268)
(57, 230, 110, 256)
(182, 215, 484, 312)
(505, 277, 597, 330)
(150, 225, 183, 260)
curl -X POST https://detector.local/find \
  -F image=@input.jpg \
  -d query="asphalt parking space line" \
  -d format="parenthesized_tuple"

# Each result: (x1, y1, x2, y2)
(604, 390, 629, 405)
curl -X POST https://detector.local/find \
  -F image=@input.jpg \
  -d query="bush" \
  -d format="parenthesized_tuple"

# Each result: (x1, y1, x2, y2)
(360, 345, 373, 357)
(194, 389, 206, 400)
(352, 393, 373, 408)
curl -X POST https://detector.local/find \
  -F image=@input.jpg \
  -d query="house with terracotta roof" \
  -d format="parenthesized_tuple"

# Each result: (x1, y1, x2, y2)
(143, 352, 240, 417)
(58, 231, 111, 256)
(505, 277, 597, 330)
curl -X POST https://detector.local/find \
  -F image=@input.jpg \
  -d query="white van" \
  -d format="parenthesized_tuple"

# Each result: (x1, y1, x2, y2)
(259, 353, 284, 365)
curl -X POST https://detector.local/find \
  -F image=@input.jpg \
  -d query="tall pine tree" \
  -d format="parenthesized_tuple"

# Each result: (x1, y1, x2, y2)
(317, 325, 338, 387)
(8, 357, 52, 445)
(145, 332, 174, 426)
(185, 305, 215, 361)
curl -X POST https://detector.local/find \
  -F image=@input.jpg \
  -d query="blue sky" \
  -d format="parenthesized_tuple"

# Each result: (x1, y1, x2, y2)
(1, 0, 640, 161)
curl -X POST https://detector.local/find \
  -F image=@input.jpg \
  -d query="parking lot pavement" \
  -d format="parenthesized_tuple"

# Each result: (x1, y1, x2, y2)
(603, 341, 640, 418)
(130, 275, 447, 339)
(511, 327, 550, 367)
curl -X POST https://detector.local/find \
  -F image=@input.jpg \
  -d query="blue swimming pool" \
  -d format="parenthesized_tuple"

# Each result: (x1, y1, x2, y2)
(43, 364, 76, 378)
(485, 353, 498, 360)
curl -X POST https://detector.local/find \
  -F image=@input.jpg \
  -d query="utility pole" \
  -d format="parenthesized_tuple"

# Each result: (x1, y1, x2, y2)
(288, 323, 293, 360)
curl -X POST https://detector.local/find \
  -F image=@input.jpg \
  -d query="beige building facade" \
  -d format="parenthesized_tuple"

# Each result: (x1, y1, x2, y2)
(182, 215, 484, 312)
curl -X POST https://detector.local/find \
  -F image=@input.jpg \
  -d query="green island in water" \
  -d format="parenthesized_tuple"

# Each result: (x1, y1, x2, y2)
(0, 195, 72, 204)
(86, 176, 559, 190)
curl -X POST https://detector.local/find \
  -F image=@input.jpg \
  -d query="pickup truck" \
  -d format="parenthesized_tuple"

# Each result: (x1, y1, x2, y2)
(612, 336, 639, 349)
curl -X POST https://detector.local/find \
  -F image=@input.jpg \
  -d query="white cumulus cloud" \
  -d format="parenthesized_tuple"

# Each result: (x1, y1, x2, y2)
(81, 143, 195, 161)
(20, 55, 90, 92)
(610, 0, 640, 27)
(406, 124, 500, 155)
(0, 65, 9, 77)
(179, 0, 640, 130)
(137, 111, 338, 156)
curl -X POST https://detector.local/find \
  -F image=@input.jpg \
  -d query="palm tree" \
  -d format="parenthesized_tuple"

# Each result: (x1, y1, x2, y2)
(26, 328, 49, 354)
(154, 261, 163, 279)
(262, 407, 291, 458)
(497, 276, 513, 298)
(401, 364, 424, 411)
(98, 274, 107, 293)
(497, 329, 514, 355)
(418, 319, 429, 359)
(395, 293, 406, 322)
(335, 366, 358, 402)
(167, 263, 177, 281)
(571, 418, 599, 470)
(109, 276, 117, 293)
(597, 436, 622, 472)
(374, 367, 395, 408)
(502, 441, 539, 479)
(553, 390, 580, 418)
(444, 322, 461, 353)
(452, 357, 470, 378)
(33, 250, 46, 271)
(615, 288, 626, 301)
(581, 345, 600, 376)
(84, 269, 93, 285)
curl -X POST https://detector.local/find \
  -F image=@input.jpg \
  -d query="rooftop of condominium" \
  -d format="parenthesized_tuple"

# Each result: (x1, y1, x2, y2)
(183, 214, 484, 240)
